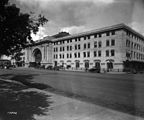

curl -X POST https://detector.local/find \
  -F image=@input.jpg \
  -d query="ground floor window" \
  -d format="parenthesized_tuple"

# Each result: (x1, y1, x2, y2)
(95, 62, 100, 69)
(76, 62, 80, 68)
(54, 61, 57, 66)
(107, 62, 113, 71)
(85, 62, 89, 69)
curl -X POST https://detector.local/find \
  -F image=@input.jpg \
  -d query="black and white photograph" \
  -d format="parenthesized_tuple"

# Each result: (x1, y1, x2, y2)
(1, 0, 144, 120)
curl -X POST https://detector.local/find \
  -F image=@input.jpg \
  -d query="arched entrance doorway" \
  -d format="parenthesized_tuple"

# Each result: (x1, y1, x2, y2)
(75, 60, 80, 69)
(67, 60, 71, 69)
(106, 59, 114, 71)
(94, 60, 101, 69)
(33, 48, 42, 63)
(84, 60, 89, 70)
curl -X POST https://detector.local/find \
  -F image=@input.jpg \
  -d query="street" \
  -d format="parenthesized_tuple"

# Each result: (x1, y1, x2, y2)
(0, 68, 144, 118)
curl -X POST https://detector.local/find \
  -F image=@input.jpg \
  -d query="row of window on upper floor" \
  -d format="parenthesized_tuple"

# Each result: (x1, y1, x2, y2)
(126, 39, 144, 52)
(53, 31, 116, 45)
(126, 51, 144, 60)
(126, 31, 144, 43)
(53, 39, 115, 52)
(53, 50, 115, 59)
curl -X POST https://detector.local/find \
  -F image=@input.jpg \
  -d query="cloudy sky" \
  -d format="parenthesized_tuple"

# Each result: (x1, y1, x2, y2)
(10, 0, 144, 40)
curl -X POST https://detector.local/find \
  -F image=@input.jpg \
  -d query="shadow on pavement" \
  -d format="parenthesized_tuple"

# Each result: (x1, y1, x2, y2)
(0, 78, 53, 120)
(0, 74, 53, 90)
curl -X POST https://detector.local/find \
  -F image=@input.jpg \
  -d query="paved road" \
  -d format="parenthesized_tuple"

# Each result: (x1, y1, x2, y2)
(0, 68, 144, 118)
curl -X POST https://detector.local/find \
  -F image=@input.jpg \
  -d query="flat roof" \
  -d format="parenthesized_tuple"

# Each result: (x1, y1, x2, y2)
(31, 23, 144, 45)
(52, 23, 144, 42)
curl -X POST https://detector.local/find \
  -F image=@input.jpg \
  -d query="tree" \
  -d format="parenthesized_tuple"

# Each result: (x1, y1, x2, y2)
(0, 0, 48, 56)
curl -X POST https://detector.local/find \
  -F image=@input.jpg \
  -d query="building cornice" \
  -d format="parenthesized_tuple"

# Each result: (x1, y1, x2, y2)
(27, 23, 144, 47)
(52, 23, 144, 42)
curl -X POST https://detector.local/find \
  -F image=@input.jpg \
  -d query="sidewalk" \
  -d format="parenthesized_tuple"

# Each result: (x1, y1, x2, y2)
(32, 88, 144, 120)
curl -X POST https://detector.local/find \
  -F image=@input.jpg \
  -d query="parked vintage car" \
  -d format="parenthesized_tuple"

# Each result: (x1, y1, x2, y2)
(0, 59, 12, 69)
(88, 67, 101, 73)
(53, 66, 60, 71)
(46, 65, 53, 70)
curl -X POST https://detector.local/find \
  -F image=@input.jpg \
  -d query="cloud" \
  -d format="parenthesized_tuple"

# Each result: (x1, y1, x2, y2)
(14, 0, 115, 10)
(129, 22, 144, 35)
(60, 26, 89, 34)
(16, 0, 115, 4)
(31, 26, 48, 41)
(129, 0, 144, 35)
(13, 0, 135, 40)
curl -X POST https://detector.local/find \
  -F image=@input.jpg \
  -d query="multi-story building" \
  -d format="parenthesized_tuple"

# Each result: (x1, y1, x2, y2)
(25, 23, 144, 72)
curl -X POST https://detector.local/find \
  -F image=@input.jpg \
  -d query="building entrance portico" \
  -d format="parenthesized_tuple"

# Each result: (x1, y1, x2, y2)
(33, 48, 42, 63)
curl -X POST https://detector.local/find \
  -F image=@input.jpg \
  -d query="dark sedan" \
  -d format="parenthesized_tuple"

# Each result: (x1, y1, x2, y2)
(88, 67, 100, 73)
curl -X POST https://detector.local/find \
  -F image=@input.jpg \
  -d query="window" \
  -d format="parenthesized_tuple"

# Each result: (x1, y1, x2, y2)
(60, 47, 62, 51)
(83, 52, 86, 58)
(111, 31, 115, 35)
(99, 34, 101, 37)
(131, 42, 133, 48)
(106, 50, 109, 57)
(70, 53, 72, 58)
(63, 54, 64, 58)
(88, 43, 90, 49)
(94, 51, 97, 57)
(67, 54, 69, 58)
(70, 46, 72, 51)
(63, 47, 65, 51)
(75, 45, 77, 50)
(126, 40, 130, 47)
(74, 53, 77, 58)
(87, 51, 90, 57)
(84, 43, 86, 49)
(59, 54, 61, 59)
(78, 38, 81, 41)
(98, 51, 101, 57)
(76, 61, 80, 68)
(106, 40, 109, 46)
(94, 41, 97, 48)
(98, 41, 102, 48)
(87, 35, 90, 39)
(111, 50, 115, 56)
(78, 44, 81, 50)
(106, 32, 109, 36)
(94, 34, 97, 38)
(111, 39, 115, 46)
(134, 43, 136, 49)
(67, 46, 69, 51)
(84, 36, 86, 40)
(78, 52, 80, 58)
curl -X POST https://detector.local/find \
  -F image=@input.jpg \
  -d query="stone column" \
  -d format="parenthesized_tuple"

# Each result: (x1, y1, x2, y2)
(46, 45, 49, 62)
(41, 46, 45, 63)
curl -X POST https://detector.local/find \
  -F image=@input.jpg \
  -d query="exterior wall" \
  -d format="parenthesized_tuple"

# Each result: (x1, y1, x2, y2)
(53, 29, 125, 71)
(24, 24, 144, 71)
(123, 30, 144, 62)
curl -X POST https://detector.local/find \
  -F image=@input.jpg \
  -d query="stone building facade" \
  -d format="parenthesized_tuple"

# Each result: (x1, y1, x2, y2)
(25, 24, 144, 72)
